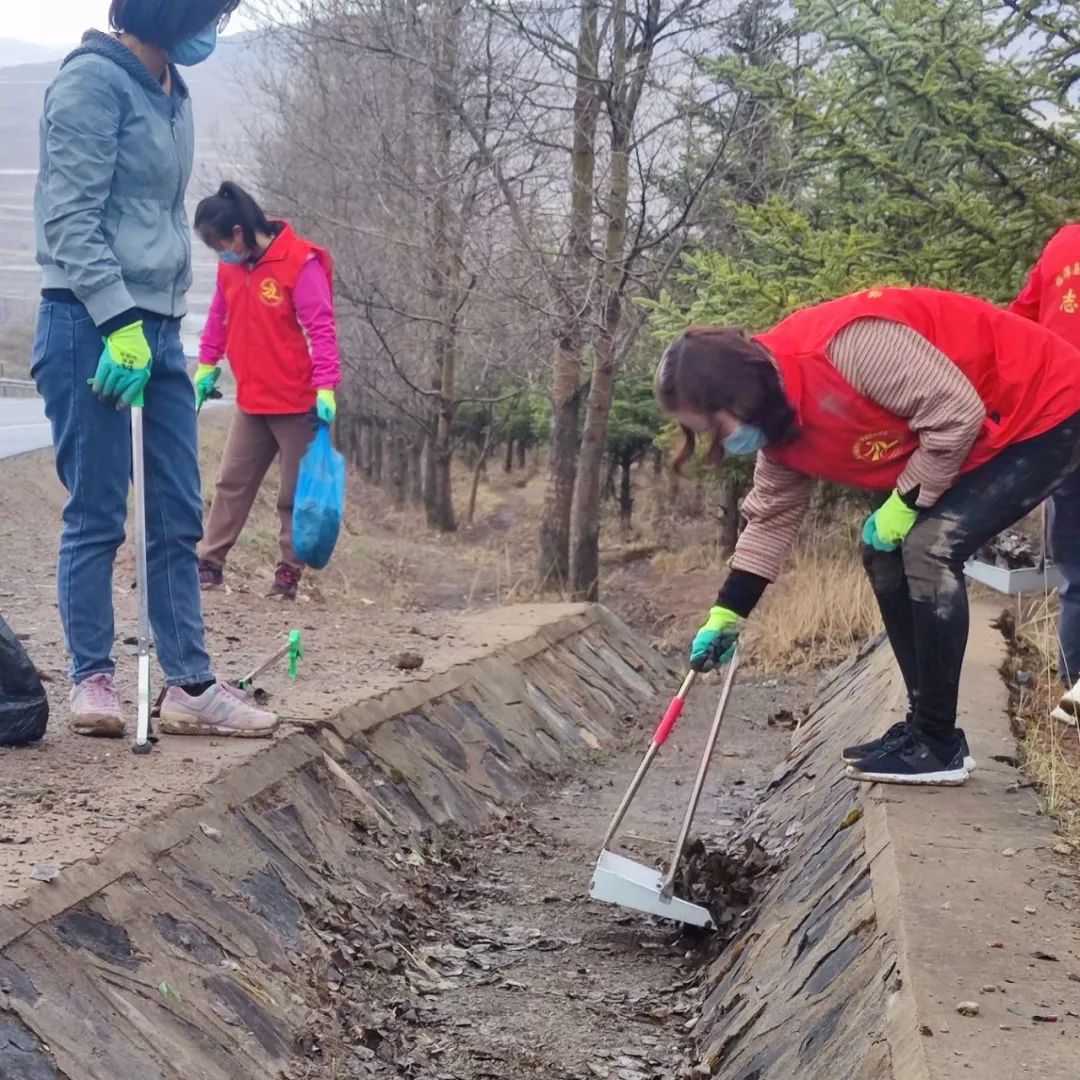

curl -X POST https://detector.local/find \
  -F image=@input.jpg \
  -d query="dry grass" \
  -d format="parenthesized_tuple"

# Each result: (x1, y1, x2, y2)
(1006, 596, 1080, 846)
(746, 541, 881, 672)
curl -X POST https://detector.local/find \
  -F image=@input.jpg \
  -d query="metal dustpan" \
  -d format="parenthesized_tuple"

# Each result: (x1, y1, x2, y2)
(590, 649, 741, 929)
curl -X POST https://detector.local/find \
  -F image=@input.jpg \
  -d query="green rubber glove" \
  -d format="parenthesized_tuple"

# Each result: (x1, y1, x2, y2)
(194, 363, 221, 411)
(861, 490, 919, 552)
(316, 388, 337, 424)
(90, 321, 152, 407)
(690, 605, 740, 672)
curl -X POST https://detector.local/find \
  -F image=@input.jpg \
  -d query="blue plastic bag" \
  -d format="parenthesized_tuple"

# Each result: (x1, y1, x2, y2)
(292, 425, 346, 570)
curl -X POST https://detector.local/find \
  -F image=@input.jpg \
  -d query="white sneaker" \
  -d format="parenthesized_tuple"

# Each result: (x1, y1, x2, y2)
(1052, 680, 1080, 727)
(158, 682, 279, 739)
(70, 673, 125, 738)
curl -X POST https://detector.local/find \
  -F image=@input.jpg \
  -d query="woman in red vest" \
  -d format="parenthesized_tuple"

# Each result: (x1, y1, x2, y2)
(1009, 226, 1080, 714)
(655, 286, 1080, 786)
(192, 182, 340, 601)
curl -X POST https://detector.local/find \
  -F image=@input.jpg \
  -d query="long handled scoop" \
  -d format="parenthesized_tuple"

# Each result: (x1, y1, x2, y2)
(589, 649, 741, 928)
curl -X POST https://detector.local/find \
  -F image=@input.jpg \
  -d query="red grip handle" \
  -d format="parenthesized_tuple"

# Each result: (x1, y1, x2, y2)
(653, 695, 685, 746)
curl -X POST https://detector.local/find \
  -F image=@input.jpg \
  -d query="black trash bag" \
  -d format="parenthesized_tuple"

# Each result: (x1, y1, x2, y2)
(0, 614, 48, 747)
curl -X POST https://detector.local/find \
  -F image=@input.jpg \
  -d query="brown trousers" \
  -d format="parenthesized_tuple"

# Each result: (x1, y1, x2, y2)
(199, 412, 314, 569)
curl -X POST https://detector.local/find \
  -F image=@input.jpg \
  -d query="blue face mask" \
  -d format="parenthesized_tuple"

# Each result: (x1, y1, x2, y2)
(171, 23, 218, 67)
(722, 423, 768, 456)
(217, 248, 246, 265)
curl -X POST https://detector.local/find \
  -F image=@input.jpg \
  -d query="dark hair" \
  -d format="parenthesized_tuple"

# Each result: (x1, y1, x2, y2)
(109, 0, 241, 51)
(194, 181, 273, 249)
(654, 326, 797, 473)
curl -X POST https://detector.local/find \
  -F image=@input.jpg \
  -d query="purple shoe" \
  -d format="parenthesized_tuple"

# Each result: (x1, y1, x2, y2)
(199, 560, 224, 590)
(70, 673, 125, 738)
(270, 562, 302, 601)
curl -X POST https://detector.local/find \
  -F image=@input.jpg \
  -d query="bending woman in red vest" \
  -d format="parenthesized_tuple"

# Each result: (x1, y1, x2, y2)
(655, 286, 1080, 786)
(192, 182, 340, 601)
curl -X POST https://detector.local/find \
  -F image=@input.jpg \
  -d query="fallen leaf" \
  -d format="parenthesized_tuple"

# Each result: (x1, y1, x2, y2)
(159, 981, 183, 1003)
(579, 729, 601, 751)
(838, 807, 864, 830)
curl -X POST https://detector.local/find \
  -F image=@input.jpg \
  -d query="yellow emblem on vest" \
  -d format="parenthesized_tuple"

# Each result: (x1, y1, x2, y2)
(852, 430, 904, 463)
(259, 279, 284, 307)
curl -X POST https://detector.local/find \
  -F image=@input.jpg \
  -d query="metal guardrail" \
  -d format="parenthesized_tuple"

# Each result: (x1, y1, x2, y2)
(0, 377, 38, 399)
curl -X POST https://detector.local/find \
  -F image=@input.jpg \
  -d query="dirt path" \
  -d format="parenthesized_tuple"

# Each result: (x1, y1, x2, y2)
(296, 678, 801, 1079)
(0, 436, 513, 905)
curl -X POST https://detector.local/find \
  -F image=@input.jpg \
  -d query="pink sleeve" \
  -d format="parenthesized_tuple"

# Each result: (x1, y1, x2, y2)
(293, 257, 341, 389)
(198, 281, 228, 366)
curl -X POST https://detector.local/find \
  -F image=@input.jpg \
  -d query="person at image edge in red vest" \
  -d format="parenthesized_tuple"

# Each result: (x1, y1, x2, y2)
(1008, 224, 1080, 703)
(192, 181, 340, 601)
(655, 286, 1080, 786)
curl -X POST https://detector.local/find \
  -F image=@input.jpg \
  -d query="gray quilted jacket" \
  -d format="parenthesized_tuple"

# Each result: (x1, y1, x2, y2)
(35, 30, 194, 327)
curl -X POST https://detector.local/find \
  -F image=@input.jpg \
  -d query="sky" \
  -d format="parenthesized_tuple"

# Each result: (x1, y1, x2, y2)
(0, 1, 260, 47)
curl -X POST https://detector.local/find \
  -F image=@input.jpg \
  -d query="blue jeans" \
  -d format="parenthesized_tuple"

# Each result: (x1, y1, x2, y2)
(1052, 469, 1080, 687)
(31, 300, 214, 687)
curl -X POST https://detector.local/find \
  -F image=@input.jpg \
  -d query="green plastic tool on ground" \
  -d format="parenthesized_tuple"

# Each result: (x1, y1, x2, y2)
(236, 630, 303, 695)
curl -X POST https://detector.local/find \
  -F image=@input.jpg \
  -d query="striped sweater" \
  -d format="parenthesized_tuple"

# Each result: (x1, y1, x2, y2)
(730, 317, 986, 581)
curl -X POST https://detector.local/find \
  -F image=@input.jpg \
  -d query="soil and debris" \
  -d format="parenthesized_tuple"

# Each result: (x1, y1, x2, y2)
(285, 681, 802, 1079)
(976, 530, 1043, 571)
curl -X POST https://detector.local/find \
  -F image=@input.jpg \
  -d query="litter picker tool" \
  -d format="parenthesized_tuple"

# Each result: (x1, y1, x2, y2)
(589, 648, 741, 929)
(131, 386, 153, 755)
(235, 630, 303, 694)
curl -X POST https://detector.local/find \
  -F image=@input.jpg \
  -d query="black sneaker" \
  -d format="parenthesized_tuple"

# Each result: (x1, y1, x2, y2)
(842, 722, 976, 773)
(846, 725, 970, 786)
(842, 722, 907, 764)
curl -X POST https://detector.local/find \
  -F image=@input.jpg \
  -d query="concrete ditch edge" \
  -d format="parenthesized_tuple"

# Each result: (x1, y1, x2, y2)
(0, 602, 674, 1079)
(689, 608, 1080, 1079)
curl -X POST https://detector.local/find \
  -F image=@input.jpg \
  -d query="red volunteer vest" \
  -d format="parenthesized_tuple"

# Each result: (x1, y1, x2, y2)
(218, 222, 334, 414)
(754, 287, 1080, 491)
(1008, 224, 1080, 346)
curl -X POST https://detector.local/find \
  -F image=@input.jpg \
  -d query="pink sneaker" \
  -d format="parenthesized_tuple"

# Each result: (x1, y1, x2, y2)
(70, 673, 125, 738)
(158, 682, 279, 739)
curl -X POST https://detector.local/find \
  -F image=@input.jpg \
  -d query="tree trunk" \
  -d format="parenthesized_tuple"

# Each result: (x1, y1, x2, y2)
(569, 0, 648, 600)
(517, 441, 526, 470)
(359, 420, 372, 479)
(716, 470, 745, 558)
(504, 437, 514, 473)
(619, 455, 633, 528)
(372, 424, 384, 486)
(423, 0, 463, 535)
(602, 458, 617, 502)
(537, 0, 599, 592)
(408, 439, 424, 506)
(389, 433, 408, 510)
(467, 421, 495, 525)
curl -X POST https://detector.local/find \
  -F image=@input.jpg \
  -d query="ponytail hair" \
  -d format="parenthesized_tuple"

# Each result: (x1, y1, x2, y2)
(194, 181, 273, 250)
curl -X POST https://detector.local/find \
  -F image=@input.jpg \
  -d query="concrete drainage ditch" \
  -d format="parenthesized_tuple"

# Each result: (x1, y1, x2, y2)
(0, 606, 1023, 1080)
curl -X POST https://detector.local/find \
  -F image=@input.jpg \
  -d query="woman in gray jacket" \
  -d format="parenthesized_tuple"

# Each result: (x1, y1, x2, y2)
(31, 0, 277, 740)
